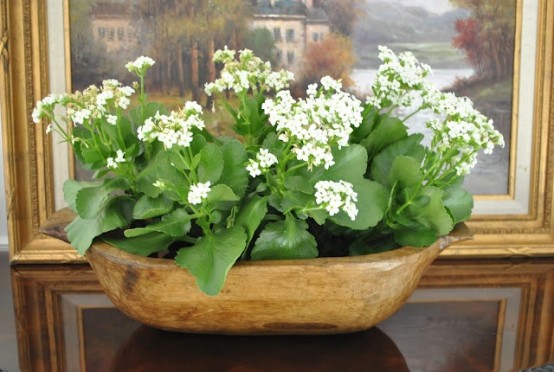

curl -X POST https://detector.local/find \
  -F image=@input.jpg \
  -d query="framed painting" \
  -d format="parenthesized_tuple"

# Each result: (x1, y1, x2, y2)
(1, 0, 554, 262)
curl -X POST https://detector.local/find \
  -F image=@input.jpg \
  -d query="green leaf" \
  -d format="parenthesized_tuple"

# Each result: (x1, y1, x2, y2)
(175, 226, 247, 296)
(284, 174, 313, 194)
(136, 151, 188, 200)
(206, 184, 239, 207)
(280, 190, 313, 214)
(443, 182, 474, 224)
(310, 145, 368, 185)
(63, 179, 102, 212)
(389, 155, 424, 188)
(407, 186, 453, 236)
(361, 116, 408, 158)
(130, 102, 168, 127)
(349, 234, 399, 256)
(394, 226, 437, 247)
(198, 143, 224, 184)
(330, 179, 388, 230)
(233, 94, 268, 138)
(219, 140, 249, 198)
(251, 215, 318, 260)
(65, 196, 133, 255)
(127, 208, 192, 238)
(370, 134, 425, 186)
(235, 196, 268, 245)
(103, 231, 175, 256)
(75, 178, 130, 219)
(350, 105, 378, 143)
(132, 195, 174, 219)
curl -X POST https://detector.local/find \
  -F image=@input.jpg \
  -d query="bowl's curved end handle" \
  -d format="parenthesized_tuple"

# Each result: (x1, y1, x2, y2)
(38, 207, 75, 243)
(439, 223, 473, 251)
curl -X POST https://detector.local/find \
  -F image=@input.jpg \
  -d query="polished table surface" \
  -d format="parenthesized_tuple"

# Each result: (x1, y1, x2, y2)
(10, 257, 554, 372)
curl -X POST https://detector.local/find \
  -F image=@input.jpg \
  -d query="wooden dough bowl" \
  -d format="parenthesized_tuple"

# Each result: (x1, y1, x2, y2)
(84, 224, 471, 335)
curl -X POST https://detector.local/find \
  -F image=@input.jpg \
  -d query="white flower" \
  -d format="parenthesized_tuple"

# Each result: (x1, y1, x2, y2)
(115, 149, 125, 163)
(137, 104, 205, 149)
(107, 115, 117, 125)
(117, 97, 130, 109)
(314, 180, 358, 220)
(206, 47, 294, 95)
(262, 78, 362, 170)
(125, 56, 155, 75)
(106, 157, 117, 169)
(246, 148, 278, 177)
(106, 150, 126, 169)
(72, 109, 92, 125)
(188, 182, 211, 205)
(366, 46, 431, 109)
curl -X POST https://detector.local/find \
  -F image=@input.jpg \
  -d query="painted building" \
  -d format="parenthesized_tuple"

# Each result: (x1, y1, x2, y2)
(252, 0, 330, 73)
(90, 2, 137, 53)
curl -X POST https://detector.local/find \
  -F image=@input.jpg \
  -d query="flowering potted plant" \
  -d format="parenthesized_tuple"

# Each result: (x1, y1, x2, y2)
(35, 47, 502, 333)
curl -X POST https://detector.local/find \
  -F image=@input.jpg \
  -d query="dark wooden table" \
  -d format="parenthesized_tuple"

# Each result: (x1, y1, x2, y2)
(10, 257, 554, 372)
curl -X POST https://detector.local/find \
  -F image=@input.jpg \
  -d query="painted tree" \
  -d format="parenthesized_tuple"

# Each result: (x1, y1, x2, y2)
(313, 0, 365, 37)
(300, 33, 356, 89)
(451, 0, 516, 80)
(70, 0, 113, 89)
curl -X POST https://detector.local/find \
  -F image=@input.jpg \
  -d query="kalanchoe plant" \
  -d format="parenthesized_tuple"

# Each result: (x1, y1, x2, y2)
(33, 46, 504, 295)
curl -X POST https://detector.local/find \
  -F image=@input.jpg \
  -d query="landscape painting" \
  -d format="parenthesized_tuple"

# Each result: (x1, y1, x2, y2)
(69, 0, 515, 195)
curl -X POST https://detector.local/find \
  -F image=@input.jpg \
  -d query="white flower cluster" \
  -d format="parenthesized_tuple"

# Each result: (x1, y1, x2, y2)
(32, 94, 66, 124)
(314, 180, 358, 221)
(262, 76, 363, 169)
(424, 92, 505, 175)
(106, 149, 126, 169)
(137, 101, 205, 149)
(205, 47, 294, 96)
(33, 80, 135, 133)
(367, 46, 432, 109)
(246, 148, 278, 177)
(188, 181, 211, 205)
(125, 56, 155, 76)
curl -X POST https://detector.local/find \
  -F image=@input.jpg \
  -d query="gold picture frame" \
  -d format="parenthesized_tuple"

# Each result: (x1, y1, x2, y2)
(2, 0, 554, 263)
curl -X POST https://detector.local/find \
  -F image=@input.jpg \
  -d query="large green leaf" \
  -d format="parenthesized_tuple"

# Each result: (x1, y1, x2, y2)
(175, 226, 247, 296)
(234, 195, 268, 245)
(389, 155, 424, 188)
(370, 134, 425, 186)
(132, 194, 174, 219)
(234, 94, 268, 138)
(442, 182, 474, 224)
(125, 208, 192, 238)
(219, 140, 249, 198)
(309, 144, 368, 185)
(75, 178, 130, 219)
(394, 226, 437, 247)
(63, 179, 102, 212)
(350, 105, 378, 143)
(361, 116, 408, 158)
(251, 215, 318, 260)
(135, 151, 188, 200)
(65, 196, 133, 255)
(329, 179, 388, 230)
(103, 231, 175, 257)
(198, 143, 224, 184)
(407, 186, 453, 236)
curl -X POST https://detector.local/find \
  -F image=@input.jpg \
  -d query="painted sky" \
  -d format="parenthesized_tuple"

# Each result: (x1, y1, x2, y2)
(365, 0, 456, 14)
